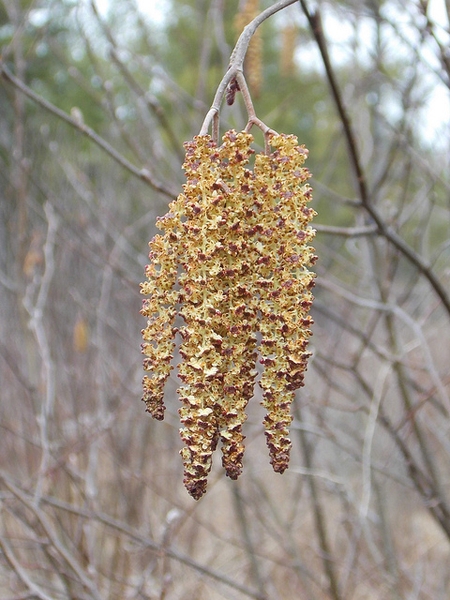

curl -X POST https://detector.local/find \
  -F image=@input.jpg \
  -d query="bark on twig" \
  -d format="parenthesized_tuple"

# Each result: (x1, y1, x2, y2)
(299, 0, 450, 318)
(0, 62, 176, 198)
(199, 0, 298, 139)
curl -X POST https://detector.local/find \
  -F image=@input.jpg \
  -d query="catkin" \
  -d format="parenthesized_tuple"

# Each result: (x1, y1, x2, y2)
(235, 0, 263, 97)
(280, 24, 298, 77)
(141, 130, 316, 499)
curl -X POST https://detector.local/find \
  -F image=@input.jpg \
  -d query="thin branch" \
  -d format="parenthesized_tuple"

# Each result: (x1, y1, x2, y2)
(0, 472, 267, 600)
(235, 71, 276, 149)
(294, 404, 342, 600)
(299, 0, 450, 319)
(378, 410, 450, 541)
(360, 362, 390, 520)
(1, 477, 103, 600)
(336, 363, 450, 551)
(22, 202, 58, 505)
(298, 3, 368, 204)
(232, 485, 268, 600)
(317, 277, 450, 415)
(89, 0, 184, 162)
(315, 224, 378, 237)
(0, 61, 176, 198)
(0, 534, 55, 600)
(199, 0, 298, 136)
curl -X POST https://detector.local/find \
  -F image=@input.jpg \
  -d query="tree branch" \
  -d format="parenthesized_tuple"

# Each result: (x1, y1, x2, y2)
(0, 471, 267, 600)
(1, 476, 103, 600)
(294, 403, 342, 600)
(199, 0, 299, 138)
(299, 0, 450, 319)
(315, 224, 378, 237)
(0, 61, 176, 198)
(0, 533, 55, 600)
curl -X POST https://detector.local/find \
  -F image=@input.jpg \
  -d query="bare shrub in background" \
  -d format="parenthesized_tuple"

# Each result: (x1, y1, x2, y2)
(0, 0, 449, 598)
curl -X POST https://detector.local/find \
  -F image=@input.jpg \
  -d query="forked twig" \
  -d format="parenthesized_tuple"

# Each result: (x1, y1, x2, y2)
(199, 0, 298, 143)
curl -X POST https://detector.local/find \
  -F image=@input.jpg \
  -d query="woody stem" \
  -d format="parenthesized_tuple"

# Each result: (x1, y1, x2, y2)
(199, 0, 298, 137)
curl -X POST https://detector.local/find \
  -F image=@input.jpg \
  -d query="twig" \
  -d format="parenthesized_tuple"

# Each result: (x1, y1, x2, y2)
(22, 202, 58, 505)
(378, 410, 450, 541)
(232, 485, 268, 600)
(316, 341, 450, 547)
(89, 0, 184, 162)
(159, 508, 183, 600)
(315, 224, 378, 237)
(237, 71, 276, 149)
(199, 0, 298, 139)
(0, 473, 267, 600)
(360, 363, 390, 521)
(0, 61, 175, 198)
(294, 404, 342, 600)
(317, 278, 450, 415)
(0, 534, 55, 600)
(299, 0, 450, 319)
(1, 477, 103, 600)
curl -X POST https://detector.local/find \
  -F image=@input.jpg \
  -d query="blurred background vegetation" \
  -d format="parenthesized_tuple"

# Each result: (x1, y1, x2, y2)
(1, 0, 450, 598)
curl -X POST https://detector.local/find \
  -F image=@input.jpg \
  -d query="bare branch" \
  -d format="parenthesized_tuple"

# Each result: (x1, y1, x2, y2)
(0, 534, 55, 600)
(0, 473, 268, 600)
(1, 477, 103, 600)
(294, 403, 343, 600)
(299, 0, 450, 319)
(315, 224, 378, 237)
(0, 61, 176, 198)
(199, 0, 298, 136)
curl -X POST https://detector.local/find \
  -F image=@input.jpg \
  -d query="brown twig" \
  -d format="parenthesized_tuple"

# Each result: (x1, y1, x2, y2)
(199, 0, 298, 140)
(0, 61, 176, 198)
(299, 0, 450, 319)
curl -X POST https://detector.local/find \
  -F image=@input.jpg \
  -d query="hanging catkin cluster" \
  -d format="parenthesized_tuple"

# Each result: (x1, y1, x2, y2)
(141, 130, 316, 500)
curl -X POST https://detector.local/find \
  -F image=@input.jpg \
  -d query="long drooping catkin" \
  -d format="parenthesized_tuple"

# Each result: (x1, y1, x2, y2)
(141, 130, 316, 499)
